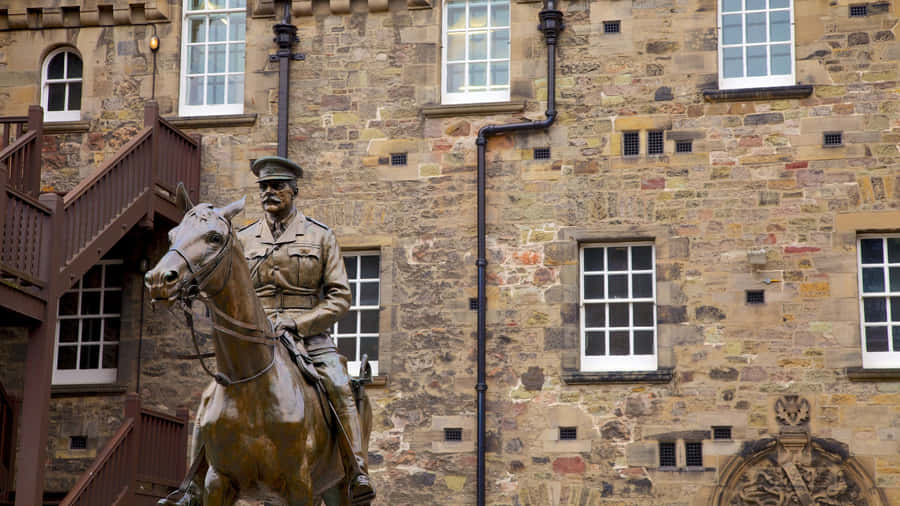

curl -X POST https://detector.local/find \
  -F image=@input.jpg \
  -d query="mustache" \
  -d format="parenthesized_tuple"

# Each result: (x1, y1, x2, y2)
(261, 195, 282, 203)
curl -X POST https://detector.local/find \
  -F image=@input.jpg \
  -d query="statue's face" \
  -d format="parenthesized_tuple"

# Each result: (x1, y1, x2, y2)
(259, 180, 294, 219)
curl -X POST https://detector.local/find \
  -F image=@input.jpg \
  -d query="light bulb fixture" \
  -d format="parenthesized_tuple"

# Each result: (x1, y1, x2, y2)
(149, 35, 160, 52)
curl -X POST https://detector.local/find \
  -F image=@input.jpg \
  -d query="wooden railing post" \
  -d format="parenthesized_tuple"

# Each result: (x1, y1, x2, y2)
(124, 393, 141, 503)
(26, 106, 42, 196)
(0, 159, 7, 246)
(143, 102, 160, 226)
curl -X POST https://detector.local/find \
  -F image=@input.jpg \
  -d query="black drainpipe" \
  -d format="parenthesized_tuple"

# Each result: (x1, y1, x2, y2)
(475, 2, 563, 505)
(273, 2, 300, 158)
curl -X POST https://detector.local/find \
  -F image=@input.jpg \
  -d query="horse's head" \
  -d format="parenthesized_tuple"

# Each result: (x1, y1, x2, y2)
(145, 184, 245, 305)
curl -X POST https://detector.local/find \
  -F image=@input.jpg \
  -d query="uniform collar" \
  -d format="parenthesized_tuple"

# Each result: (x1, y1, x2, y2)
(255, 209, 307, 244)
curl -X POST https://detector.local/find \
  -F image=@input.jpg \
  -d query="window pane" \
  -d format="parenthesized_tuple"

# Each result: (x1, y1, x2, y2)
(48, 52, 65, 79)
(83, 318, 101, 341)
(722, 0, 741, 12)
(360, 309, 379, 333)
(894, 326, 900, 351)
(890, 267, 900, 292)
(80, 344, 100, 369)
(490, 30, 509, 60)
(608, 247, 628, 271)
(632, 246, 652, 270)
(584, 303, 605, 327)
(862, 268, 885, 293)
(584, 248, 604, 271)
(609, 303, 629, 327)
(888, 238, 900, 263)
(57, 346, 77, 369)
(469, 32, 487, 59)
(337, 337, 356, 360)
(229, 0, 247, 7)
(866, 326, 889, 352)
(208, 44, 226, 73)
(350, 284, 357, 305)
(48, 83, 66, 111)
(229, 43, 245, 72)
(337, 311, 356, 334)
(82, 292, 101, 315)
(746, 12, 766, 43)
(769, 0, 788, 7)
(585, 331, 605, 356)
(723, 47, 743, 78)
(864, 298, 887, 322)
(633, 273, 653, 298)
(361, 255, 380, 278)
(229, 13, 245, 40)
(59, 320, 79, 343)
(490, 61, 508, 87)
(209, 15, 228, 42)
(634, 330, 654, 355)
(207, 76, 225, 104)
(584, 274, 604, 299)
(608, 274, 628, 298)
(722, 14, 743, 45)
(60, 292, 79, 315)
(861, 239, 883, 264)
(360, 282, 379, 305)
(447, 63, 465, 92)
(104, 318, 120, 341)
(470, 4, 487, 28)
(746, 45, 767, 76)
(102, 344, 118, 369)
(609, 331, 629, 355)
(227, 75, 243, 104)
(491, 2, 509, 26)
(469, 62, 486, 87)
(189, 17, 206, 43)
(84, 265, 102, 288)
(771, 44, 791, 75)
(891, 297, 900, 322)
(633, 302, 654, 326)
(188, 76, 204, 105)
(447, 4, 466, 30)
(189, 0, 205, 9)
(103, 290, 122, 315)
(770, 11, 790, 41)
(106, 263, 123, 287)
(746, 0, 765, 9)
(344, 256, 358, 278)
(447, 33, 466, 61)
(360, 337, 379, 361)
(189, 46, 205, 74)
(68, 53, 83, 78)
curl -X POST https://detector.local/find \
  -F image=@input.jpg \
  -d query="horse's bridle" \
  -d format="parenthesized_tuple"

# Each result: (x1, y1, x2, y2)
(167, 213, 277, 387)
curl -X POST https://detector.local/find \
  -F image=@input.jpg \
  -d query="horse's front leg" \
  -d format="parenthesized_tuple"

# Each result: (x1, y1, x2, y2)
(203, 466, 236, 506)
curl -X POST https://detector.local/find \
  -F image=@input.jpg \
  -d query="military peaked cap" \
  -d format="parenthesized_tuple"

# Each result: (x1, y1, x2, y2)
(251, 156, 303, 182)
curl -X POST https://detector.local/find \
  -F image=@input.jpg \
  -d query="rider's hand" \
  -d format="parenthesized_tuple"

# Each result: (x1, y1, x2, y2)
(274, 318, 297, 336)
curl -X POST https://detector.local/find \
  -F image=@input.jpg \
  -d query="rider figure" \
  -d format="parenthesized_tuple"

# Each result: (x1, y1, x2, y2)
(237, 156, 375, 504)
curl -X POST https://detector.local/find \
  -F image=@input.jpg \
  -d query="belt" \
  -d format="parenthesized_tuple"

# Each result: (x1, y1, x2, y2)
(258, 293, 318, 310)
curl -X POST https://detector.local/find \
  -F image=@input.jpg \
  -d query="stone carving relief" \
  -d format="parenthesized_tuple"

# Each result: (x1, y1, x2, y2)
(712, 395, 887, 506)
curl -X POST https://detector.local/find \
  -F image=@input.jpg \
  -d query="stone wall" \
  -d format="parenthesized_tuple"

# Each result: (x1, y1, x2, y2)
(1, 0, 899, 503)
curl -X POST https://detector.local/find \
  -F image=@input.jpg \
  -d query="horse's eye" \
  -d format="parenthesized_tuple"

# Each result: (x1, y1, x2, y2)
(208, 233, 224, 245)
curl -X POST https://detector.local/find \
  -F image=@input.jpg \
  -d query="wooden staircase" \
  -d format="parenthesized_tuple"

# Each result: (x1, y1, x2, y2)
(0, 102, 201, 506)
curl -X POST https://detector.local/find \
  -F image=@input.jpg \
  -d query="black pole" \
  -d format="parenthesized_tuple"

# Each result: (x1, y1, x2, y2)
(474, 2, 562, 504)
(273, 2, 297, 158)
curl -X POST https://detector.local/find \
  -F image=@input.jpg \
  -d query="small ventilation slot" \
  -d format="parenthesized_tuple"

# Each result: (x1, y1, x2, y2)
(713, 426, 732, 440)
(533, 147, 551, 160)
(469, 298, 479, 311)
(559, 426, 577, 440)
(685, 441, 703, 467)
(849, 4, 867, 16)
(623, 131, 640, 156)
(647, 130, 664, 155)
(70, 435, 87, 450)
(824, 132, 842, 146)
(746, 290, 765, 304)
(659, 441, 676, 467)
(675, 140, 693, 153)
(444, 428, 463, 441)
(603, 20, 621, 33)
(390, 153, 407, 166)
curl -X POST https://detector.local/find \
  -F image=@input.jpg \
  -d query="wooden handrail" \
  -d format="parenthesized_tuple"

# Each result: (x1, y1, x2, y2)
(58, 418, 136, 506)
(61, 128, 153, 207)
(159, 117, 199, 147)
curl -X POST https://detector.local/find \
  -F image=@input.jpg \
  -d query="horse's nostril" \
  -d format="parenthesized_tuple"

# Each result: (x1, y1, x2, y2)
(164, 270, 178, 283)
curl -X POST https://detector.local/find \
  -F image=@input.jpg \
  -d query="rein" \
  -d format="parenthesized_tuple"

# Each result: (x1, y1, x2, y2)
(169, 215, 278, 387)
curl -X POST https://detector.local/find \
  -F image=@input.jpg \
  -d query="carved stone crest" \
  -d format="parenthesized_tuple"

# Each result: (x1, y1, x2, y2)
(774, 395, 810, 428)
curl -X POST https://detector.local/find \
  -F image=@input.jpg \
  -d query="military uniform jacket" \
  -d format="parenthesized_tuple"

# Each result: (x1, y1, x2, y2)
(237, 210, 351, 338)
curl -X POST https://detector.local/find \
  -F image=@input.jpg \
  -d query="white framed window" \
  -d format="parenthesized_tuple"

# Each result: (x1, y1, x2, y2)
(718, 0, 795, 90)
(333, 252, 380, 376)
(179, 0, 246, 116)
(53, 261, 123, 385)
(857, 235, 900, 368)
(41, 48, 82, 122)
(442, 0, 510, 105)
(580, 243, 657, 372)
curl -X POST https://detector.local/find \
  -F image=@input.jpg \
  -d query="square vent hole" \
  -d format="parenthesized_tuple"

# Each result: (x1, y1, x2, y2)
(533, 147, 551, 160)
(746, 290, 765, 304)
(70, 435, 87, 450)
(444, 428, 463, 442)
(559, 426, 577, 440)
(603, 20, 621, 33)
(713, 426, 732, 440)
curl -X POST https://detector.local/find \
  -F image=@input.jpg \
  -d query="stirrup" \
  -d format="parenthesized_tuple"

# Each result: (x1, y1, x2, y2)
(349, 474, 376, 505)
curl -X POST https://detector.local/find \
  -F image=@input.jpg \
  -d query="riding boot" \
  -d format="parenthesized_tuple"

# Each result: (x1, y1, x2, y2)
(336, 404, 375, 505)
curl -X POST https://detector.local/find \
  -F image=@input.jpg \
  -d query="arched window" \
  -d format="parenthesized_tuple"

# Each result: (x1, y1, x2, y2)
(42, 48, 83, 121)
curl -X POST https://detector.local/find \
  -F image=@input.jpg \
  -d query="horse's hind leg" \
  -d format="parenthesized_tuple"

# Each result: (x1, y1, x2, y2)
(203, 466, 236, 506)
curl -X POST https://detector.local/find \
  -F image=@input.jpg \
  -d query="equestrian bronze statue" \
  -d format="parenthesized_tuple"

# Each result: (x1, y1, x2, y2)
(145, 160, 375, 505)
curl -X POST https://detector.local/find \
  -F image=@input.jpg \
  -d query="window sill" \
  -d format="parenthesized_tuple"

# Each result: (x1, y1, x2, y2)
(846, 367, 900, 381)
(562, 368, 674, 385)
(654, 466, 716, 473)
(43, 120, 91, 134)
(702, 85, 813, 102)
(421, 101, 526, 118)
(51, 383, 129, 397)
(165, 113, 258, 129)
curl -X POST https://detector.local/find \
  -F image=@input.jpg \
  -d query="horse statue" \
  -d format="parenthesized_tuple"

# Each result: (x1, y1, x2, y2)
(145, 185, 372, 506)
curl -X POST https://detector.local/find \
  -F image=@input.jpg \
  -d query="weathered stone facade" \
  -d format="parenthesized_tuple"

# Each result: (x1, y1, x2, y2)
(1, 0, 899, 504)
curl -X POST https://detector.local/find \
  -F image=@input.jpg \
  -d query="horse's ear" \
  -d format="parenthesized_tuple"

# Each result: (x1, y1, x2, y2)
(220, 196, 245, 222)
(176, 183, 195, 212)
